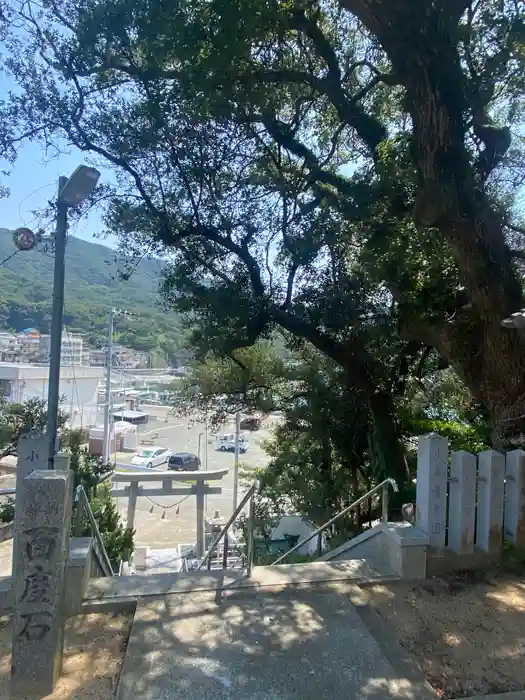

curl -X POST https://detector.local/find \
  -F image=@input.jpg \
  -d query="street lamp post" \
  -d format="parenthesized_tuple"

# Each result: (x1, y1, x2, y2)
(46, 166, 101, 468)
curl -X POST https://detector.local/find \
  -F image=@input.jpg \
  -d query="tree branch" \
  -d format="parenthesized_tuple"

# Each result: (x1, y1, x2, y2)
(74, 56, 182, 81)
(289, 8, 342, 82)
(255, 61, 387, 151)
(282, 263, 299, 310)
(271, 305, 374, 393)
(260, 114, 358, 198)
(506, 222, 525, 236)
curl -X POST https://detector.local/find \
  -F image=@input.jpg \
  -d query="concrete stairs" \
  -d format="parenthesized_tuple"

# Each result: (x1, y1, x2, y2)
(111, 569, 436, 700)
(88, 525, 438, 699)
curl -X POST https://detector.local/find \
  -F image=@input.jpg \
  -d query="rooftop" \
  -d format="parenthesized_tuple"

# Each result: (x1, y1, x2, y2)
(0, 362, 104, 377)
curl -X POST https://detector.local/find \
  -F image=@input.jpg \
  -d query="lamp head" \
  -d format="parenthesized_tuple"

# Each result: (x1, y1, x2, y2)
(58, 166, 101, 206)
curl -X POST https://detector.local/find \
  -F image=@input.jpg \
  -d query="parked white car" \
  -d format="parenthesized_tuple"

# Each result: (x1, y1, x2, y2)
(215, 433, 249, 453)
(131, 446, 172, 468)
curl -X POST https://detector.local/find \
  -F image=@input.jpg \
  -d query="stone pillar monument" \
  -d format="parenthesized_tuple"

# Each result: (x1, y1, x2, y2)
(10, 469, 73, 698)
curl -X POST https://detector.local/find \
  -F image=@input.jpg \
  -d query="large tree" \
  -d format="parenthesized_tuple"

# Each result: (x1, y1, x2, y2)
(1, 0, 525, 446)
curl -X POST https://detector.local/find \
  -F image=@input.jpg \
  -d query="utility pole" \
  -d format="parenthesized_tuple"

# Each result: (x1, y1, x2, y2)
(205, 409, 209, 472)
(204, 408, 210, 513)
(102, 308, 115, 463)
(233, 409, 241, 511)
(46, 177, 68, 469)
(45, 166, 100, 468)
(197, 432, 203, 462)
(102, 306, 134, 462)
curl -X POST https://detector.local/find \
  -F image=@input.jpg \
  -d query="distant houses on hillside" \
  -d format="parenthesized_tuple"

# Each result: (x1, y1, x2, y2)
(0, 329, 150, 368)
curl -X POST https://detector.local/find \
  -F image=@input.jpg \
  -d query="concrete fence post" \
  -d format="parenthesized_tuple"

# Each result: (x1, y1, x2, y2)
(476, 450, 505, 553)
(416, 433, 448, 552)
(126, 482, 139, 531)
(447, 450, 476, 555)
(504, 450, 525, 547)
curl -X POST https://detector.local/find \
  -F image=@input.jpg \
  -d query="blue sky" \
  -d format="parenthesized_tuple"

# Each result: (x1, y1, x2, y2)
(0, 139, 111, 247)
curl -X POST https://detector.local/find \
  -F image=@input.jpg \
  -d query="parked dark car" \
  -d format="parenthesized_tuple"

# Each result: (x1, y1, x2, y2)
(168, 452, 200, 471)
(240, 416, 262, 431)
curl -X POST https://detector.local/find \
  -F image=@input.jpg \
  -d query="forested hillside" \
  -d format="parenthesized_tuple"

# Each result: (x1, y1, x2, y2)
(0, 230, 188, 363)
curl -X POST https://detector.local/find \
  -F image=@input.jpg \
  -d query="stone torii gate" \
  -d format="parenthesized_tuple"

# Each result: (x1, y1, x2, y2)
(111, 468, 229, 558)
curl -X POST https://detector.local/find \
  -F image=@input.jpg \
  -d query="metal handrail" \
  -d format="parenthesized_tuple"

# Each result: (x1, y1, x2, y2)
(75, 485, 115, 577)
(271, 477, 399, 565)
(198, 480, 259, 572)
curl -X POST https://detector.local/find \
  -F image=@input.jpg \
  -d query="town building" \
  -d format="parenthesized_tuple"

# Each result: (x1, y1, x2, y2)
(0, 362, 104, 428)
(89, 344, 149, 369)
(39, 331, 83, 365)
(0, 330, 42, 363)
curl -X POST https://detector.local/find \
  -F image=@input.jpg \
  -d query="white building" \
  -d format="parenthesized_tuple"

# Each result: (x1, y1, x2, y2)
(0, 332, 15, 346)
(40, 332, 83, 366)
(0, 362, 104, 428)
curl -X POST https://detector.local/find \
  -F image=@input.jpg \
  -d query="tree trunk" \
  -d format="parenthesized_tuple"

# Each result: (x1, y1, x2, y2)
(441, 309, 525, 448)
(367, 389, 408, 489)
(340, 0, 525, 444)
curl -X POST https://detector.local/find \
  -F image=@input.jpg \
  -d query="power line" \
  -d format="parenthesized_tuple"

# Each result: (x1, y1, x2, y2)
(16, 180, 57, 226)
(0, 250, 18, 267)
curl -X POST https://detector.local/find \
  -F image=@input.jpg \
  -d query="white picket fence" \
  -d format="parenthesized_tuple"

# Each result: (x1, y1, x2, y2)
(416, 433, 525, 555)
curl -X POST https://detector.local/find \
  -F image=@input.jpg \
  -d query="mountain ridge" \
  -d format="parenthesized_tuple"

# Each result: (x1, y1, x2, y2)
(0, 230, 186, 362)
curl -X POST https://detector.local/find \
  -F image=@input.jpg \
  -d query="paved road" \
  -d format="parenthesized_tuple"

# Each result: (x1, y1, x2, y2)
(0, 410, 273, 551)
(114, 412, 272, 547)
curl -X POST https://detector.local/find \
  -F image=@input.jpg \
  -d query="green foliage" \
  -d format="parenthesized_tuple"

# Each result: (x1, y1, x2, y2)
(235, 345, 400, 530)
(0, 497, 15, 524)
(0, 232, 188, 362)
(85, 484, 135, 571)
(2, 0, 525, 456)
(409, 418, 490, 454)
(402, 367, 492, 454)
(61, 427, 90, 449)
(68, 429, 134, 569)
(237, 468, 286, 539)
(67, 429, 113, 498)
(173, 341, 290, 423)
(0, 397, 68, 459)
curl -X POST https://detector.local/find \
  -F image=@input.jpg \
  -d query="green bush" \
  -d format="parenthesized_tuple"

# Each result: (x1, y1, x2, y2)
(254, 548, 318, 566)
(0, 497, 15, 524)
(75, 483, 134, 571)
(68, 435, 135, 571)
(61, 427, 89, 449)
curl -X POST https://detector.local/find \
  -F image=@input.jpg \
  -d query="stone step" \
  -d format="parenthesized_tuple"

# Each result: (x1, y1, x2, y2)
(82, 559, 399, 614)
(115, 585, 435, 700)
(84, 559, 398, 609)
